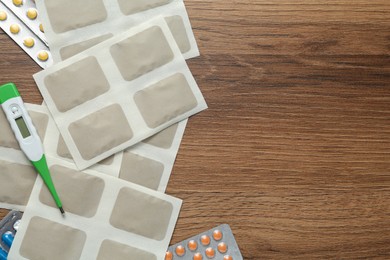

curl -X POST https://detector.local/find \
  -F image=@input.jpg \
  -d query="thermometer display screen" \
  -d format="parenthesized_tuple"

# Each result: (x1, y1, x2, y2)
(15, 117, 31, 138)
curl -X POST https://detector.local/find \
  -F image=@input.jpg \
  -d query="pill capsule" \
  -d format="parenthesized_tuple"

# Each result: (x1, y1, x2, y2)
(212, 230, 223, 241)
(13, 219, 21, 231)
(205, 247, 215, 259)
(37, 51, 49, 61)
(39, 23, 44, 32)
(175, 245, 185, 256)
(218, 242, 228, 253)
(12, 0, 23, 6)
(188, 240, 197, 251)
(165, 251, 173, 260)
(0, 248, 7, 260)
(10, 24, 20, 34)
(223, 256, 233, 260)
(26, 8, 37, 20)
(2, 231, 14, 248)
(23, 37, 35, 48)
(0, 11, 7, 21)
(200, 235, 210, 246)
(193, 252, 203, 260)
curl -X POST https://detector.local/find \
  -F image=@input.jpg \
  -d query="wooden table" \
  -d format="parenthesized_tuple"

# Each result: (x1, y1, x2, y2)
(1, 1, 389, 259)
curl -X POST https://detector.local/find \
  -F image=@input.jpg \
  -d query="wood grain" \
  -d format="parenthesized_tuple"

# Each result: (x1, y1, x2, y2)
(1, 0, 390, 259)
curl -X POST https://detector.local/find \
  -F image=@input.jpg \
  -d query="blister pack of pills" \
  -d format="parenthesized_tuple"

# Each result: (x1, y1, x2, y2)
(166, 224, 243, 260)
(0, 0, 52, 68)
(34, 17, 207, 170)
(8, 156, 182, 260)
(35, 103, 188, 191)
(0, 210, 23, 260)
(35, 0, 199, 62)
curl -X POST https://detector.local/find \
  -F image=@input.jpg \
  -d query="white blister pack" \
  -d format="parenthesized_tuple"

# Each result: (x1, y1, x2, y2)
(8, 156, 182, 260)
(34, 18, 207, 170)
(0, 0, 52, 68)
(35, 0, 199, 61)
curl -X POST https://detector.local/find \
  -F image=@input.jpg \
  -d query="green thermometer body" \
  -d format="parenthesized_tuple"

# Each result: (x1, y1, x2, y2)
(0, 83, 64, 214)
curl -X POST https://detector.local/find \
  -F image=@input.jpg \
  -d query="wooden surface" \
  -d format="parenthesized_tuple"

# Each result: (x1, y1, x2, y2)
(1, 0, 390, 259)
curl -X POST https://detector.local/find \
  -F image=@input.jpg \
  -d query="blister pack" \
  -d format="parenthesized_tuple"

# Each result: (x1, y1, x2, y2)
(166, 224, 243, 260)
(0, 0, 52, 68)
(34, 17, 207, 170)
(8, 156, 182, 260)
(0, 210, 23, 260)
(35, 0, 199, 61)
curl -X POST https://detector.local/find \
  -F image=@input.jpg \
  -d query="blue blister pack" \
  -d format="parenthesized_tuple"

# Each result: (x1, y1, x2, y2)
(0, 211, 23, 260)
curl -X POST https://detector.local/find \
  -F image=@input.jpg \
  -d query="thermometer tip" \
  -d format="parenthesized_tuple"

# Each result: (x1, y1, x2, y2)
(59, 207, 65, 215)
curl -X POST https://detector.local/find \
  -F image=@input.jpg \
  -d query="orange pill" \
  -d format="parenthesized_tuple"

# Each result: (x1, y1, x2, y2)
(218, 242, 228, 253)
(200, 235, 210, 246)
(205, 247, 215, 258)
(165, 251, 173, 260)
(193, 252, 203, 260)
(223, 256, 233, 260)
(212, 230, 223, 241)
(175, 245, 186, 256)
(188, 240, 198, 251)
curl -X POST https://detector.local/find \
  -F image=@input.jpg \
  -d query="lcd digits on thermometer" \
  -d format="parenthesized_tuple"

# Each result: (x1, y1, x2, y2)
(0, 83, 65, 215)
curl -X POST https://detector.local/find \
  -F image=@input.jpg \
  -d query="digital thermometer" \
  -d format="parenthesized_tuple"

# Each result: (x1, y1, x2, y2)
(0, 83, 64, 215)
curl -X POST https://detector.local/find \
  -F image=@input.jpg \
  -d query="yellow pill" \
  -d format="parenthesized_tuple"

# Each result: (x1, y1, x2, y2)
(10, 24, 20, 34)
(23, 37, 35, 48)
(37, 51, 49, 61)
(39, 23, 44, 32)
(26, 8, 37, 20)
(0, 11, 7, 21)
(13, 0, 23, 6)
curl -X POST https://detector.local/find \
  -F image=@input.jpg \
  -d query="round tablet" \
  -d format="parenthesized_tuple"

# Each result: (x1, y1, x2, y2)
(188, 240, 198, 251)
(37, 51, 49, 61)
(12, 0, 23, 6)
(0, 11, 7, 21)
(23, 37, 35, 48)
(165, 251, 173, 260)
(175, 245, 185, 257)
(217, 242, 228, 253)
(10, 24, 20, 34)
(200, 235, 211, 246)
(193, 252, 203, 260)
(39, 23, 44, 32)
(26, 8, 37, 20)
(205, 247, 215, 259)
(223, 256, 233, 260)
(212, 230, 223, 241)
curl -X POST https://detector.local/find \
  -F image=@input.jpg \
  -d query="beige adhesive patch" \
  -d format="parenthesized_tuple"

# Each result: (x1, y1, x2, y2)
(39, 165, 105, 217)
(97, 240, 157, 260)
(68, 104, 133, 160)
(119, 152, 164, 190)
(134, 73, 198, 128)
(110, 187, 173, 241)
(20, 217, 86, 260)
(29, 111, 49, 140)
(142, 123, 179, 149)
(98, 155, 115, 166)
(44, 0, 107, 33)
(0, 161, 37, 206)
(110, 26, 174, 81)
(0, 110, 20, 150)
(44, 56, 110, 112)
(117, 0, 172, 15)
(57, 136, 72, 159)
(165, 16, 191, 53)
(60, 34, 113, 60)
